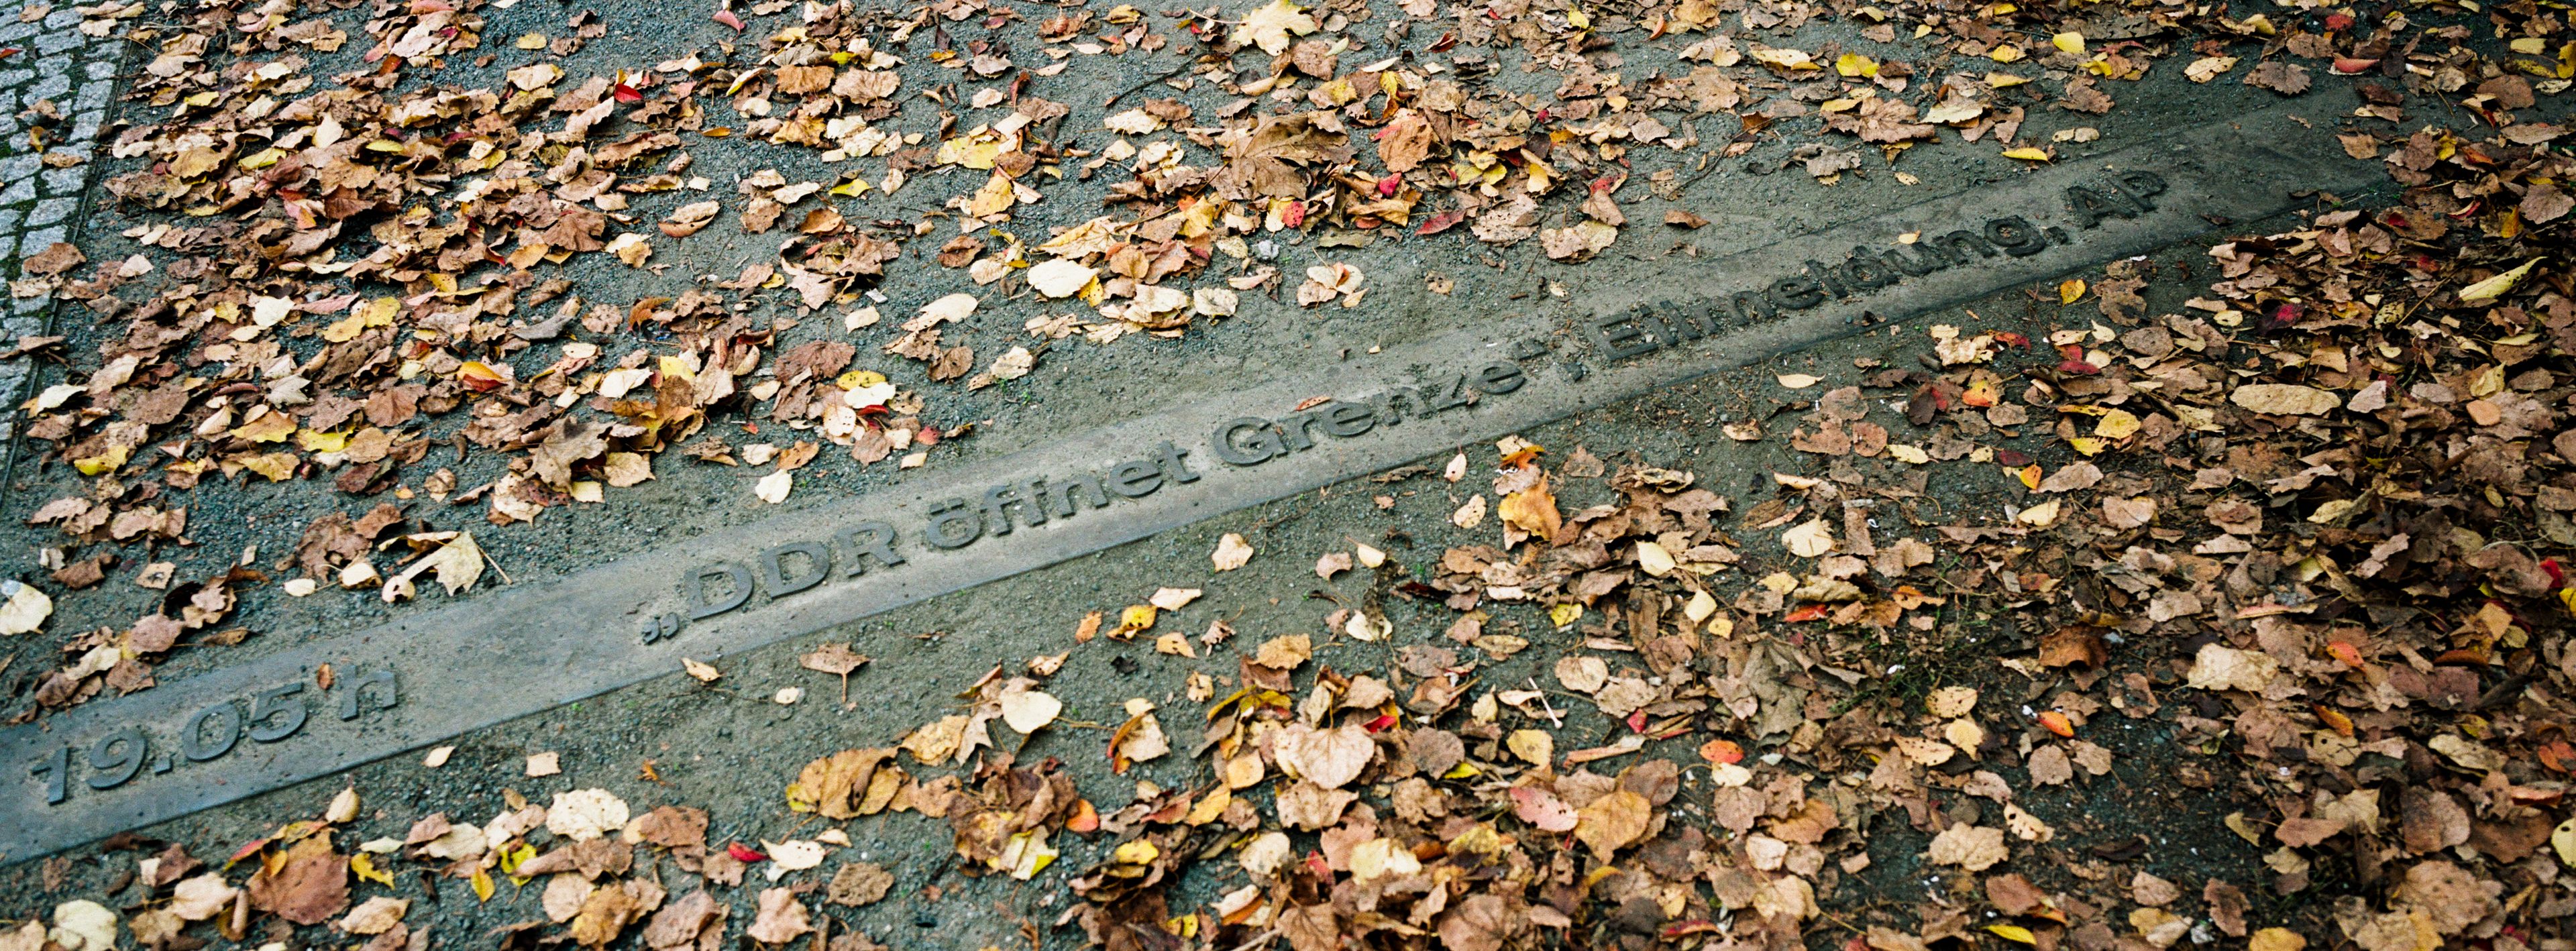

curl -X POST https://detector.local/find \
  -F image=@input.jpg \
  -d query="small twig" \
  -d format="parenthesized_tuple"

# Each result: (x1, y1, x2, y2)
(1102, 62, 1193, 108)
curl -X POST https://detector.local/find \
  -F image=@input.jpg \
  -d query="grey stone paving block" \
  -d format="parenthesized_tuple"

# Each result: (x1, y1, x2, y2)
(27, 71, 68, 99)
(0, 154, 36, 182)
(69, 109, 97, 140)
(34, 167, 76, 195)
(34, 54, 62, 77)
(42, 9, 78, 28)
(0, 235, 21, 261)
(1, 315, 36, 336)
(0, 68, 32, 88)
(28, 197, 74, 224)
(72, 81, 104, 111)
(21, 225, 62, 249)
(0, 21, 34, 43)
(11, 295, 43, 314)
(0, 178, 35, 204)
(0, 208, 25, 230)
(33, 32, 78, 54)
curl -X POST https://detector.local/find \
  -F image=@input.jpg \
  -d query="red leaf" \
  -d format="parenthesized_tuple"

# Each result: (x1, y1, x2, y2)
(2331, 56, 2380, 74)
(727, 841, 767, 862)
(2037, 712, 2075, 737)
(613, 83, 644, 103)
(1782, 604, 1831, 622)
(1698, 738, 1744, 765)
(712, 8, 745, 30)
(2538, 740, 2576, 775)
(1416, 209, 1466, 236)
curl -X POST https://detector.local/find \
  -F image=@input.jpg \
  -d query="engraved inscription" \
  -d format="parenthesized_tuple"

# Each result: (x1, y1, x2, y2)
(1579, 170, 2168, 366)
(25, 671, 401, 807)
(658, 355, 1548, 634)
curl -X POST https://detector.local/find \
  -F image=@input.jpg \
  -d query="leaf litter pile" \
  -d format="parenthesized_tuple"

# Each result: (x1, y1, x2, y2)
(9, 0, 2576, 948)
(14, 0, 2571, 706)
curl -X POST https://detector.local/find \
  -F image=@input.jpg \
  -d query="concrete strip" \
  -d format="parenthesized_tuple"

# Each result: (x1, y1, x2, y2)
(0, 95, 2379, 862)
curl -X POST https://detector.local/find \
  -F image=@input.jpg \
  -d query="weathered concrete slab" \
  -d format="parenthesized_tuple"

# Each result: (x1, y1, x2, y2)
(0, 93, 2377, 862)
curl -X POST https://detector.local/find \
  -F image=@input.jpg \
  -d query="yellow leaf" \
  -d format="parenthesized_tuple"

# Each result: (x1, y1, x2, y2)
(497, 841, 536, 877)
(934, 130, 1006, 170)
(297, 429, 350, 453)
(1987, 924, 2037, 944)
(350, 853, 395, 887)
(999, 830, 1057, 881)
(2001, 146, 2051, 162)
(1748, 46, 1819, 70)
(2249, 929, 2308, 951)
(322, 313, 370, 342)
(471, 869, 495, 901)
(1835, 53, 1878, 76)
(2093, 408, 2141, 439)
(1549, 603, 1582, 628)
(2458, 258, 2541, 303)
(2049, 32, 2084, 54)
(1114, 604, 1158, 636)
(239, 451, 298, 482)
(2057, 278, 2086, 304)
(230, 410, 297, 443)
(73, 445, 129, 476)
(1989, 44, 2025, 62)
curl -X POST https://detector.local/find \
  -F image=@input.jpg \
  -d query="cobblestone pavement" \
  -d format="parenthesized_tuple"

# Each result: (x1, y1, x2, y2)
(0, 4, 121, 439)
